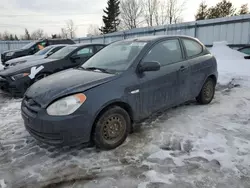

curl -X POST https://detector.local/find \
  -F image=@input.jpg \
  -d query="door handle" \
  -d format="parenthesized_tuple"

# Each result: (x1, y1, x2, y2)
(179, 66, 186, 72)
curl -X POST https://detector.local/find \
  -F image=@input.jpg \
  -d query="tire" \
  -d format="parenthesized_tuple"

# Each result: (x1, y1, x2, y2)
(93, 106, 130, 150)
(196, 78, 215, 104)
(34, 73, 49, 82)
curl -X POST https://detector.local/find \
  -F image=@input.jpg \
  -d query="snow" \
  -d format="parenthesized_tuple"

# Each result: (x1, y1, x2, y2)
(210, 41, 250, 87)
(0, 41, 250, 187)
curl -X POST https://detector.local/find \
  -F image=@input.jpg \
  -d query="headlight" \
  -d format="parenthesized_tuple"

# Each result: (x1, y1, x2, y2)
(6, 52, 15, 56)
(11, 73, 30, 80)
(47, 93, 86, 116)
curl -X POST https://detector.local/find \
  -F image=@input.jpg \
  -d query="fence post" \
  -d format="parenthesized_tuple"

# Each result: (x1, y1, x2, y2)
(103, 35, 105, 44)
(7, 41, 10, 50)
(123, 32, 126, 39)
(194, 22, 198, 38)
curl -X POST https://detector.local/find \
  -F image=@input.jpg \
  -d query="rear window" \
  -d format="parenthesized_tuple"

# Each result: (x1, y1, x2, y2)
(182, 38, 203, 57)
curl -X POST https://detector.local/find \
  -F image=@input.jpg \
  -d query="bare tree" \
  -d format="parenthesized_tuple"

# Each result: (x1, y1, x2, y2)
(120, 0, 143, 29)
(31, 29, 45, 40)
(61, 28, 68, 39)
(166, 0, 185, 24)
(142, 0, 158, 26)
(154, 0, 169, 25)
(66, 19, 77, 39)
(87, 24, 100, 36)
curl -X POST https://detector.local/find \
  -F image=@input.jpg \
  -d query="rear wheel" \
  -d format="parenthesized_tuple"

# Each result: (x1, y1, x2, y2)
(93, 106, 130, 150)
(196, 78, 215, 104)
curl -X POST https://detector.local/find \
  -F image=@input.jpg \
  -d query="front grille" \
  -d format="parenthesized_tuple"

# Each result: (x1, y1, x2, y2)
(23, 96, 41, 115)
(0, 76, 8, 91)
(1, 54, 6, 63)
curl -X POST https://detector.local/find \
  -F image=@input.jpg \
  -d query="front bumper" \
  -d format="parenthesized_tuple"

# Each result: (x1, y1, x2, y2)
(1, 54, 13, 64)
(0, 76, 31, 97)
(21, 97, 93, 146)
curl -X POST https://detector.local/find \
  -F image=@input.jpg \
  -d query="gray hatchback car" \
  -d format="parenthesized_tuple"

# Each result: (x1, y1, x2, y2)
(21, 35, 218, 150)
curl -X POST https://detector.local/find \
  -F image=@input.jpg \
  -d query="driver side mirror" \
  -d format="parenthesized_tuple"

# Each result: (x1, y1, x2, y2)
(46, 51, 53, 57)
(138, 61, 161, 73)
(70, 56, 81, 62)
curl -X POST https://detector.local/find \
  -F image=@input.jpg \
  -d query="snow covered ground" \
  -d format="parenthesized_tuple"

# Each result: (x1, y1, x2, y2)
(0, 42, 250, 188)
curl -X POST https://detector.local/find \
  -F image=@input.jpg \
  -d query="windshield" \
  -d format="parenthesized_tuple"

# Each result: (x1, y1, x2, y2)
(48, 46, 77, 59)
(21, 41, 37, 49)
(34, 46, 54, 55)
(81, 41, 147, 73)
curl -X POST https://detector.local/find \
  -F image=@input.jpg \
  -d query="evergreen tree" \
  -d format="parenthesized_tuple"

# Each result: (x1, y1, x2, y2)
(237, 4, 249, 15)
(195, 1, 208, 20)
(9, 34, 14, 40)
(207, 0, 236, 19)
(24, 28, 31, 40)
(14, 35, 19, 40)
(100, 0, 120, 34)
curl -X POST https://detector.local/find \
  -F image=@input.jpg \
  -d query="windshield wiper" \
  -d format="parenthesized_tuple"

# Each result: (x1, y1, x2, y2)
(80, 67, 113, 74)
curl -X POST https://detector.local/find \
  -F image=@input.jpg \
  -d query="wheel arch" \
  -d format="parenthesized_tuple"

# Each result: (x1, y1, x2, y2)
(208, 74, 217, 84)
(91, 100, 134, 136)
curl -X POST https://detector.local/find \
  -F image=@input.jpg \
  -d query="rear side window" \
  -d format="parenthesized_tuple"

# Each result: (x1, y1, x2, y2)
(143, 39, 183, 66)
(50, 46, 64, 53)
(96, 45, 105, 52)
(182, 38, 203, 57)
(72, 47, 94, 58)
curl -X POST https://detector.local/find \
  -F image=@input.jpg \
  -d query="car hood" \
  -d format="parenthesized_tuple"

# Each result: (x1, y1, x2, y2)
(25, 68, 117, 107)
(0, 58, 56, 76)
(2, 48, 25, 54)
(6, 55, 33, 64)
(6, 55, 45, 66)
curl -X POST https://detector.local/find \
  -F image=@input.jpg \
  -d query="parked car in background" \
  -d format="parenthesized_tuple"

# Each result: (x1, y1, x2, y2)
(238, 46, 250, 59)
(21, 35, 218, 150)
(4, 44, 67, 69)
(0, 43, 106, 97)
(1, 39, 75, 64)
(238, 46, 250, 55)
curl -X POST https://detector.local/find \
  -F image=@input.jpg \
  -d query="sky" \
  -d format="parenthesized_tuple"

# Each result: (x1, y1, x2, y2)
(0, 0, 249, 38)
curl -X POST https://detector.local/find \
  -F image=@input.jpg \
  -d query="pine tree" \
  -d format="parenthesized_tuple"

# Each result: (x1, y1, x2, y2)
(100, 0, 121, 34)
(237, 4, 249, 15)
(195, 1, 208, 20)
(24, 28, 31, 40)
(207, 0, 236, 19)
(9, 34, 14, 40)
(14, 35, 19, 40)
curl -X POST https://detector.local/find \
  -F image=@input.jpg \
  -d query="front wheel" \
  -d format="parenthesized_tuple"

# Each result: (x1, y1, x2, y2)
(93, 106, 130, 150)
(34, 73, 49, 82)
(196, 78, 215, 104)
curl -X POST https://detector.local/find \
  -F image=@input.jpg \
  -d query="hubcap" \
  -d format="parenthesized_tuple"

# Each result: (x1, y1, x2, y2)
(203, 81, 214, 101)
(102, 114, 126, 143)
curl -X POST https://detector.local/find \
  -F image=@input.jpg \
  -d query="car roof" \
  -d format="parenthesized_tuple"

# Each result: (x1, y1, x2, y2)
(48, 44, 69, 47)
(120, 35, 197, 43)
(70, 43, 106, 47)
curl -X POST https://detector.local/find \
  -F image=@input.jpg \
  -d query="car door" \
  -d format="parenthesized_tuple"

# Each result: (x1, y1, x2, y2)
(181, 38, 206, 99)
(137, 39, 186, 118)
(69, 46, 94, 66)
